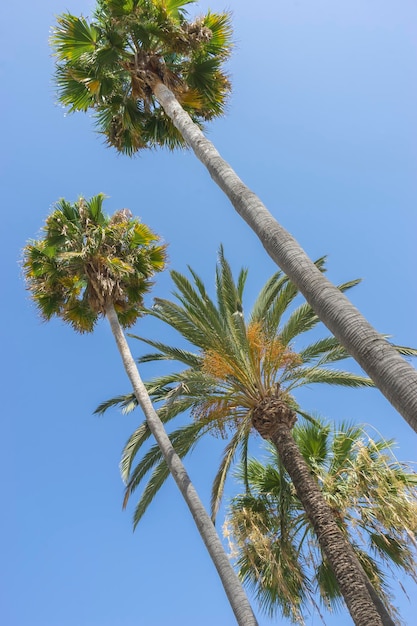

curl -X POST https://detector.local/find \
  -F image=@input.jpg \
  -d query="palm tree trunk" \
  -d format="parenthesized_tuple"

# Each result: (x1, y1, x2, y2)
(152, 79, 417, 433)
(105, 303, 259, 626)
(252, 402, 391, 626)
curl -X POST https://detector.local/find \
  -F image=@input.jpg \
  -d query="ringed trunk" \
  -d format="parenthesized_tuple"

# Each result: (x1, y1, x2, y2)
(152, 79, 417, 434)
(105, 303, 259, 626)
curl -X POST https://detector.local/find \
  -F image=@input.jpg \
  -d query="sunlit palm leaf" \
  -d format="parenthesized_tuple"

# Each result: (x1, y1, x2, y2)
(52, 14, 99, 62)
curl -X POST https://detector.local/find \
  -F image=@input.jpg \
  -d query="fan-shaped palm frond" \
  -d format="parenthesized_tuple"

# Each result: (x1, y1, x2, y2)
(23, 195, 166, 332)
(51, 0, 232, 153)
(226, 420, 417, 623)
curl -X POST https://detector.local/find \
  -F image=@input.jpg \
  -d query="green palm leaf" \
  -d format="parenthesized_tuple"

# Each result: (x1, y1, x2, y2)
(51, 14, 99, 62)
(298, 337, 349, 364)
(130, 335, 202, 367)
(286, 367, 374, 389)
(126, 419, 208, 526)
(95, 393, 138, 415)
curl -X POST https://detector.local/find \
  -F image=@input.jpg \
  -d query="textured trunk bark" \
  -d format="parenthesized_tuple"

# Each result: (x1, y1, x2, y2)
(152, 80, 417, 434)
(251, 402, 389, 626)
(105, 303, 258, 626)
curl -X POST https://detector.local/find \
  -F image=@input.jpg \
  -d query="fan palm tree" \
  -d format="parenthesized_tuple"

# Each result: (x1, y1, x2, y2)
(50, 0, 417, 430)
(225, 420, 417, 624)
(99, 249, 416, 625)
(23, 195, 259, 626)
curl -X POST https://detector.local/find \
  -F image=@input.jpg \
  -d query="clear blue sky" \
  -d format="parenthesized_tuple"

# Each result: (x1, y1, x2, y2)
(2, 1, 416, 624)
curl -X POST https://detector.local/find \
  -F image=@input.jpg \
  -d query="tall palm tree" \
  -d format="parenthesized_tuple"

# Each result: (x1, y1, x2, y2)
(225, 420, 417, 624)
(23, 195, 259, 626)
(99, 249, 416, 625)
(50, 0, 417, 430)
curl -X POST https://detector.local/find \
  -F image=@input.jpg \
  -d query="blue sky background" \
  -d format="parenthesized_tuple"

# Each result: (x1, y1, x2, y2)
(2, 0, 416, 624)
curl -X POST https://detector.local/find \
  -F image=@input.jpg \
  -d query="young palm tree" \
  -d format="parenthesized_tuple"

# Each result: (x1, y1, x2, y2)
(99, 249, 416, 625)
(50, 0, 417, 430)
(23, 195, 259, 626)
(225, 420, 417, 624)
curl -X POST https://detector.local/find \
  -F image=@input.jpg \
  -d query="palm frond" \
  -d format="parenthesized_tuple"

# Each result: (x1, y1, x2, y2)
(126, 420, 207, 525)
(210, 423, 249, 521)
(168, 270, 226, 342)
(262, 280, 299, 340)
(51, 14, 98, 62)
(130, 459, 172, 528)
(226, 420, 417, 620)
(287, 367, 374, 389)
(389, 343, 417, 357)
(298, 337, 349, 364)
(151, 297, 223, 350)
(129, 334, 201, 367)
(249, 272, 287, 324)
(294, 408, 322, 427)
(279, 302, 320, 346)
(121, 422, 152, 485)
(94, 393, 137, 415)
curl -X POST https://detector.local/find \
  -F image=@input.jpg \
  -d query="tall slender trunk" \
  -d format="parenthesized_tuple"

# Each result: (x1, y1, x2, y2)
(152, 80, 417, 433)
(105, 303, 259, 626)
(252, 400, 393, 626)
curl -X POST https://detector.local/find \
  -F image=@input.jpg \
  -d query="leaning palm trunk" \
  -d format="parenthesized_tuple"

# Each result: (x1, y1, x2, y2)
(152, 79, 417, 433)
(105, 303, 259, 626)
(251, 398, 391, 626)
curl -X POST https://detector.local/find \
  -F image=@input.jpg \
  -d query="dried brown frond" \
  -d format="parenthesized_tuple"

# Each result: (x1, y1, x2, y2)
(109, 209, 133, 224)
(225, 508, 306, 623)
(184, 17, 213, 44)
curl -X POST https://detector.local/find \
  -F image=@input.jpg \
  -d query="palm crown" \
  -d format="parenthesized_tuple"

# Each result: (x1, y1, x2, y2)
(97, 248, 415, 525)
(51, 0, 232, 153)
(23, 194, 166, 332)
(226, 420, 417, 623)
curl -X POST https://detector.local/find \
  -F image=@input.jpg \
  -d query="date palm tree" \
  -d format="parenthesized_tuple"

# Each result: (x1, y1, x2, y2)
(225, 420, 417, 624)
(99, 249, 416, 625)
(50, 0, 417, 430)
(23, 195, 259, 626)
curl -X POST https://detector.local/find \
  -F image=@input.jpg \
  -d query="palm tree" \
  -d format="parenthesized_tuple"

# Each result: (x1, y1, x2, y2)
(23, 195, 259, 626)
(99, 249, 416, 625)
(225, 420, 417, 624)
(50, 0, 417, 430)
